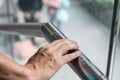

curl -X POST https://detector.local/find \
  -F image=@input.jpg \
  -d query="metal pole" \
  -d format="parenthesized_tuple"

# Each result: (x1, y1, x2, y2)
(5, 0, 11, 22)
(0, 23, 44, 37)
(106, 0, 119, 79)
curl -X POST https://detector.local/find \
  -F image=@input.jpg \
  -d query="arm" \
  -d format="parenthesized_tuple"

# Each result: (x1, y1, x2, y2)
(0, 39, 80, 80)
(0, 54, 29, 80)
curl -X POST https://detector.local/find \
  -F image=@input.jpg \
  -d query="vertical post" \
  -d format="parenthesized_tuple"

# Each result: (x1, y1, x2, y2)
(106, 0, 119, 80)
(5, 0, 11, 22)
(5, 0, 15, 59)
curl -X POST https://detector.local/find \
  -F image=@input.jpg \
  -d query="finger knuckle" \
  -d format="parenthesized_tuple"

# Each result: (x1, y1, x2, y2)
(53, 55, 63, 66)
(64, 40, 70, 46)
(38, 46, 45, 52)
(44, 47, 54, 57)
(66, 55, 72, 62)
(45, 47, 52, 53)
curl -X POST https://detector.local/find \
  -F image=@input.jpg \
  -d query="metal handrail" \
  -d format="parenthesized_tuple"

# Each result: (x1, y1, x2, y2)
(0, 23, 44, 37)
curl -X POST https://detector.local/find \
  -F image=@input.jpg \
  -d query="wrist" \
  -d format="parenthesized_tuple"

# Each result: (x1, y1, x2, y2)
(24, 63, 49, 80)
(23, 65, 35, 80)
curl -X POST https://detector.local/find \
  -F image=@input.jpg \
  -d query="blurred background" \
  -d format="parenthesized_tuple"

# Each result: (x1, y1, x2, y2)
(0, 0, 119, 80)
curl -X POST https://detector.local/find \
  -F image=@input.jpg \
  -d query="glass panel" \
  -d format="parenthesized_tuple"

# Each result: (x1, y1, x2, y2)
(62, 0, 114, 75)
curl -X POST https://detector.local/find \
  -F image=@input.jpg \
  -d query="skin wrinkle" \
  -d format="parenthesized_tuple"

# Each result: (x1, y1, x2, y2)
(0, 73, 9, 80)
(0, 72, 9, 77)
(47, 40, 64, 50)
(33, 44, 61, 69)
(57, 42, 68, 53)
(1, 70, 20, 80)
(46, 39, 63, 46)
(48, 58, 56, 69)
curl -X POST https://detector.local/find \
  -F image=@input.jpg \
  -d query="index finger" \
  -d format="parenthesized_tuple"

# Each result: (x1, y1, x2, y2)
(55, 39, 79, 55)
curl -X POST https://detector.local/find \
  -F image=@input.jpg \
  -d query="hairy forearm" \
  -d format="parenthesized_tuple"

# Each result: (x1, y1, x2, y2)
(0, 54, 29, 80)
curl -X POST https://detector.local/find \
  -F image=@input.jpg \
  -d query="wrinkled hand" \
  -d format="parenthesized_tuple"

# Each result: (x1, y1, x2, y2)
(25, 39, 80, 80)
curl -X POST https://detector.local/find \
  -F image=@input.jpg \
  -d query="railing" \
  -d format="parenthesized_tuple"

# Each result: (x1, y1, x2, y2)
(0, 23, 44, 37)
(0, 23, 109, 80)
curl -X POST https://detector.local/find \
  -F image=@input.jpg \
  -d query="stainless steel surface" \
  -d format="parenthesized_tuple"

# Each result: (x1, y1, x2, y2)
(0, 23, 43, 37)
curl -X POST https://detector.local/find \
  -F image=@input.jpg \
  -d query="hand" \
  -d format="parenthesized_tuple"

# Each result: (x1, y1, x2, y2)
(25, 39, 80, 80)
